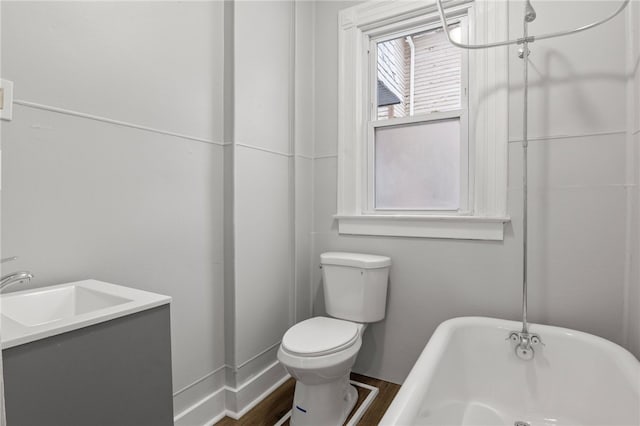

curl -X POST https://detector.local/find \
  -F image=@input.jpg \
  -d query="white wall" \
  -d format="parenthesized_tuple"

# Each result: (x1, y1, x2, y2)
(233, 0, 293, 373)
(2, 1, 314, 422)
(311, 0, 634, 384)
(627, 0, 640, 359)
(1, 1, 226, 418)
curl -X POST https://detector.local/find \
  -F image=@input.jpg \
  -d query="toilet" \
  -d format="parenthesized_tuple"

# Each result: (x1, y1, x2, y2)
(277, 252, 391, 425)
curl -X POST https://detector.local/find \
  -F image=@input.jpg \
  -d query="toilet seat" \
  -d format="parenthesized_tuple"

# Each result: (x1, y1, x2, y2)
(282, 316, 359, 357)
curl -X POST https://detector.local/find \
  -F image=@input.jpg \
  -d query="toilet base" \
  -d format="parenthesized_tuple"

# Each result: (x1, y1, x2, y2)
(289, 373, 358, 425)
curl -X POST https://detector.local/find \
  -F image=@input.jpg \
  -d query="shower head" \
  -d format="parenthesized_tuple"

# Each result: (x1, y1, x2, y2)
(524, 0, 537, 22)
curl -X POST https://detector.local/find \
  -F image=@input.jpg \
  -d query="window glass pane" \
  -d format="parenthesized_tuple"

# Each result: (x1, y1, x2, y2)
(375, 119, 460, 210)
(376, 25, 462, 120)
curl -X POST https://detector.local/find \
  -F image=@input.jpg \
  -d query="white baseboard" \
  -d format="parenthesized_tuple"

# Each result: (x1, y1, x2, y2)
(225, 360, 290, 417)
(173, 360, 289, 426)
(174, 386, 227, 426)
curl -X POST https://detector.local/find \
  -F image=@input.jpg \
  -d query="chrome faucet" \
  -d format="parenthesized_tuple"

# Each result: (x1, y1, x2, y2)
(507, 330, 543, 361)
(1, 271, 34, 291)
(0, 256, 33, 292)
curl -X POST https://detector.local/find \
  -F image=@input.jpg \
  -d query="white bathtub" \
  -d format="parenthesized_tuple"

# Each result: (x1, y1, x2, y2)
(380, 317, 640, 426)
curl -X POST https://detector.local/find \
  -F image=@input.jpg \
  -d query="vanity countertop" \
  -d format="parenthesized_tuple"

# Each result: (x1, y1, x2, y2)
(1, 279, 171, 349)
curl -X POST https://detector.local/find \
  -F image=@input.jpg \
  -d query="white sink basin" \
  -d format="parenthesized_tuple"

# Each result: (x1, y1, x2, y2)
(1, 280, 171, 349)
(2, 285, 131, 327)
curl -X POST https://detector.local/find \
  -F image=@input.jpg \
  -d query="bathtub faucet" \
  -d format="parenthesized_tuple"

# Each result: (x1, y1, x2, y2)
(507, 330, 544, 361)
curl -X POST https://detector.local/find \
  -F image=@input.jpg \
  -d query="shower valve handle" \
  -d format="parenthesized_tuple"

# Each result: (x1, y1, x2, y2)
(507, 332, 520, 342)
(530, 335, 544, 346)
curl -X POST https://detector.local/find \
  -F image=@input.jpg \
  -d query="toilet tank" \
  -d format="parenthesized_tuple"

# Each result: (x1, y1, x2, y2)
(320, 252, 391, 323)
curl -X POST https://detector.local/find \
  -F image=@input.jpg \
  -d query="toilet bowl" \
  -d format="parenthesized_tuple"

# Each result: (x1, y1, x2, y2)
(278, 317, 365, 425)
(278, 252, 391, 426)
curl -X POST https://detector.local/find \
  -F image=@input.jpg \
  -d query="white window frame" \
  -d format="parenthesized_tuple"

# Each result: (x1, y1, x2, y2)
(336, 0, 510, 240)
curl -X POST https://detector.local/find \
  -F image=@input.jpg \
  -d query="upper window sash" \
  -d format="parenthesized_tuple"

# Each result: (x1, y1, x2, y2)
(368, 16, 469, 123)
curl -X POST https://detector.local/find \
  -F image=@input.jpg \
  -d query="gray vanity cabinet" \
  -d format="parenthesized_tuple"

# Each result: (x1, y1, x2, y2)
(2, 304, 173, 426)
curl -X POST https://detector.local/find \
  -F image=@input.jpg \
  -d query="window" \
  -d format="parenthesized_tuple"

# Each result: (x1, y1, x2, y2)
(371, 23, 467, 212)
(337, 0, 510, 240)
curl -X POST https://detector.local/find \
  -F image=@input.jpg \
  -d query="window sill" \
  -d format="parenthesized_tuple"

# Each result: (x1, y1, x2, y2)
(334, 214, 510, 241)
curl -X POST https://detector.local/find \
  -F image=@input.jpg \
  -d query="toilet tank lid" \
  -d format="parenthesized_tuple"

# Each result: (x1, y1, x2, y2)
(321, 252, 391, 269)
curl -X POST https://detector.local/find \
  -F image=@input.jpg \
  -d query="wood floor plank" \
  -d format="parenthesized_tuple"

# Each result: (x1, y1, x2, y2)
(214, 373, 400, 426)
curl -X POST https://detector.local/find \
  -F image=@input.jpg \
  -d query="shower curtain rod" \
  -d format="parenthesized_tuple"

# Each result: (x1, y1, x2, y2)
(435, 0, 630, 50)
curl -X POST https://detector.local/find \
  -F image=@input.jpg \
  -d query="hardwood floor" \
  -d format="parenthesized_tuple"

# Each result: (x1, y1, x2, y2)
(348, 374, 401, 425)
(214, 373, 401, 426)
(215, 378, 296, 426)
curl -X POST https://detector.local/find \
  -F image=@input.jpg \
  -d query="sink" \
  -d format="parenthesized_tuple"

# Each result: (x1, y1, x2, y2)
(1, 280, 171, 349)
(2, 285, 132, 327)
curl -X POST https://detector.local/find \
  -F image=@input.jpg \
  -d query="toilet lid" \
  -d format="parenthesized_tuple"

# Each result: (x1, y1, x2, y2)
(282, 317, 359, 356)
